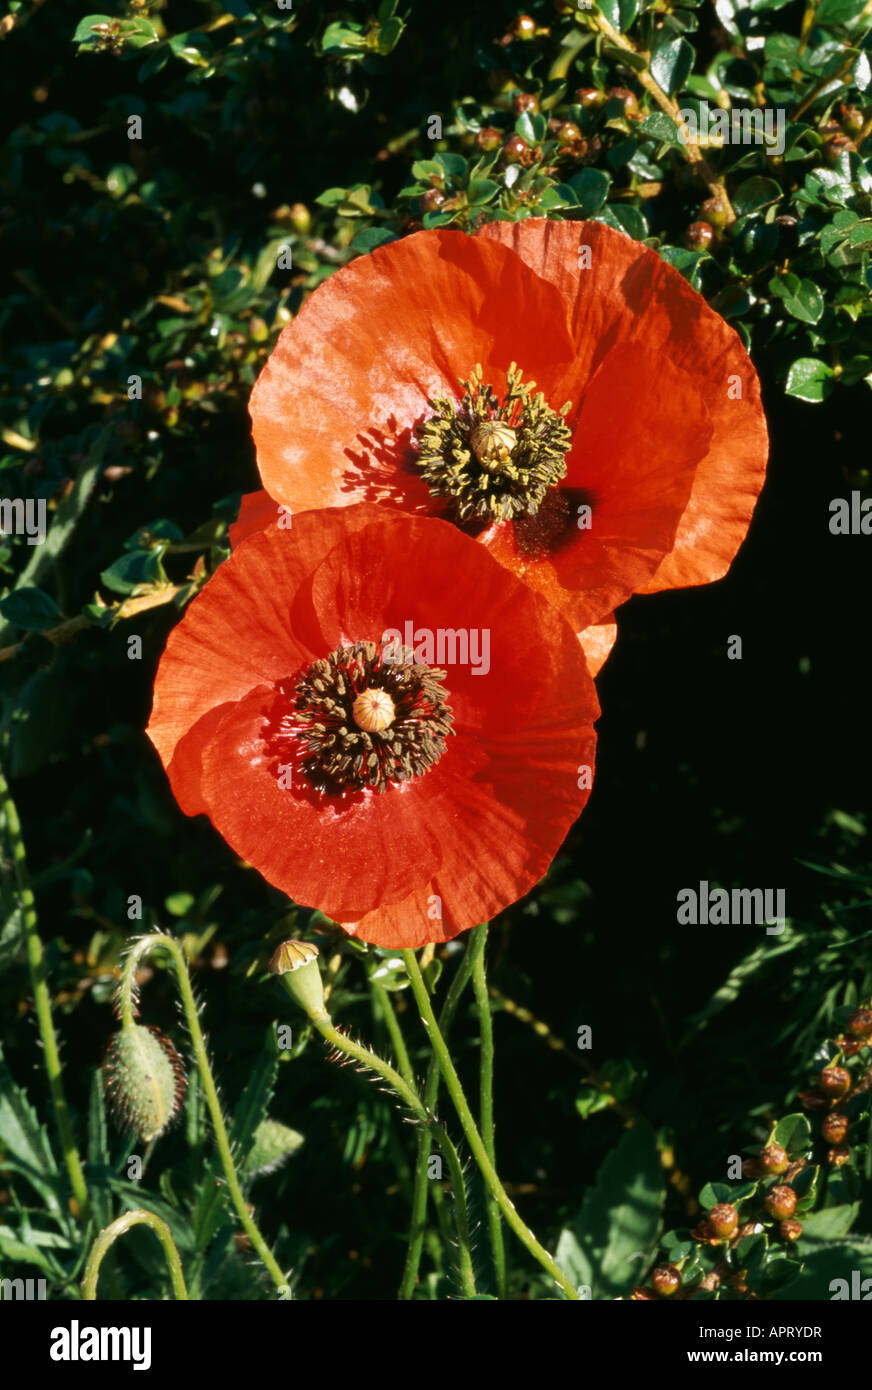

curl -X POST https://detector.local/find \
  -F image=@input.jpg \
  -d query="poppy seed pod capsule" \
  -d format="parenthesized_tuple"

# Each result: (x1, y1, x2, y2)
(103, 1023, 186, 1143)
(269, 940, 328, 1021)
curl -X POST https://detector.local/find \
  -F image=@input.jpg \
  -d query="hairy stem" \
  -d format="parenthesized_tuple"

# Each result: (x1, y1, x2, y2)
(118, 933, 287, 1292)
(472, 928, 507, 1298)
(82, 1210, 188, 1300)
(310, 1011, 477, 1297)
(402, 949, 580, 1300)
(398, 929, 486, 1299)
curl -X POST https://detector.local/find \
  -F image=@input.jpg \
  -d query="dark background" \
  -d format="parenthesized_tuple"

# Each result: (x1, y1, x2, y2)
(1, 0, 870, 1298)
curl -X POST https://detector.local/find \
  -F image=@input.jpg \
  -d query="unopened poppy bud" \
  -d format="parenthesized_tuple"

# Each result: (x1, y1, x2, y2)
(708, 1204, 738, 1239)
(269, 940, 328, 1021)
(760, 1143, 789, 1174)
(822, 1111, 849, 1144)
(819, 1066, 851, 1098)
(765, 1185, 797, 1220)
(847, 1008, 872, 1038)
(652, 1265, 681, 1297)
(103, 1023, 187, 1143)
(778, 1220, 802, 1242)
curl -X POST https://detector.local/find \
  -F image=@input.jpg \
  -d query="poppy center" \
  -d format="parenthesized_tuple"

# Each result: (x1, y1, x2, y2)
(287, 640, 453, 795)
(413, 363, 572, 523)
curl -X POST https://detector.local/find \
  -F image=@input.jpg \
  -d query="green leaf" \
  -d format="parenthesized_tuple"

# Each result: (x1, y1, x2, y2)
(86, 1073, 112, 1228)
(99, 548, 168, 596)
(774, 1113, 812, 1158)
(772, 1238, 872, 1298)
(0, 587, 61, 632)
(321, 21, 367, 54)
(242, 1119, 304, 1178)
(699, 1180, 734, 1208)
(598, 0, 641, 30)
(785, 356, 835, 402)
(650, 37, 695, 96)
(568, 167, 611, 215)
(0, 426, 109, 645)
(351, 227, 397, 253)
(315, 187, 351, 207)
(800, 1204, 859, 1239)
(638, 113, 682, 144)
(466, 178, 500, 206)
(72, 13, 113, 45)
(435, 152, 467, 180)
(769, 272, 825, 324)
(0, 1042, 61, 1217)
(555, 1121, 665, 1299)
(732, 176, 783, 216)
(602, 44, 648, 72)
(815, 0, 867, 22)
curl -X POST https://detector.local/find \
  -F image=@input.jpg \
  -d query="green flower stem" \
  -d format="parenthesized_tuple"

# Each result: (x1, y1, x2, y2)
(401, 948, 580, 1301)
(370, 980, 414, 1088)
(309, 1011, 476, 1298)
(82, 1209, 188, 1300)
(398, 928, 486, 1299)
(0, 762, 91, 1226)
(472, 928, 507, 1299)
(119, 933, 287, 1293)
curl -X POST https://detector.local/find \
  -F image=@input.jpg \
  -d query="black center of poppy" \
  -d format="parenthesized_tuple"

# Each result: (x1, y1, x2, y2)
(285, 640, 454, 795)
(413, 363, 572, 523)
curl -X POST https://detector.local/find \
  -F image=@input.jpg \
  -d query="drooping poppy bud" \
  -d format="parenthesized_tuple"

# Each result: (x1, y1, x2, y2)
(103, 1023, 186, 1144)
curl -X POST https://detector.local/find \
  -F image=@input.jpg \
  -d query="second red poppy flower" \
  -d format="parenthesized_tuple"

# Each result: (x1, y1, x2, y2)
(147, 505, 599, 947)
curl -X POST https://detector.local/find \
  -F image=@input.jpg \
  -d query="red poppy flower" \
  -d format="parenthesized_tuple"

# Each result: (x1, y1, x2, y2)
(249, 219, 767, 633)
(147, 505, 599, 947)
(228, 490, 618, 678)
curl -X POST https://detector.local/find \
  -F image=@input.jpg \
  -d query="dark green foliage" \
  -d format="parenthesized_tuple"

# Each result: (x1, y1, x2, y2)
(0, 0, 869, 1300)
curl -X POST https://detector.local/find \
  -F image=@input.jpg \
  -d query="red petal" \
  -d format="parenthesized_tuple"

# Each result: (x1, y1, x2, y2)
(477, 340, 712, 628)
(480, 218, 768, 590)
(147, 504, 387, 813)
(249, 229, 576, 516)
(579, 614, 616, 677)
(150, 507, 599, 936)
